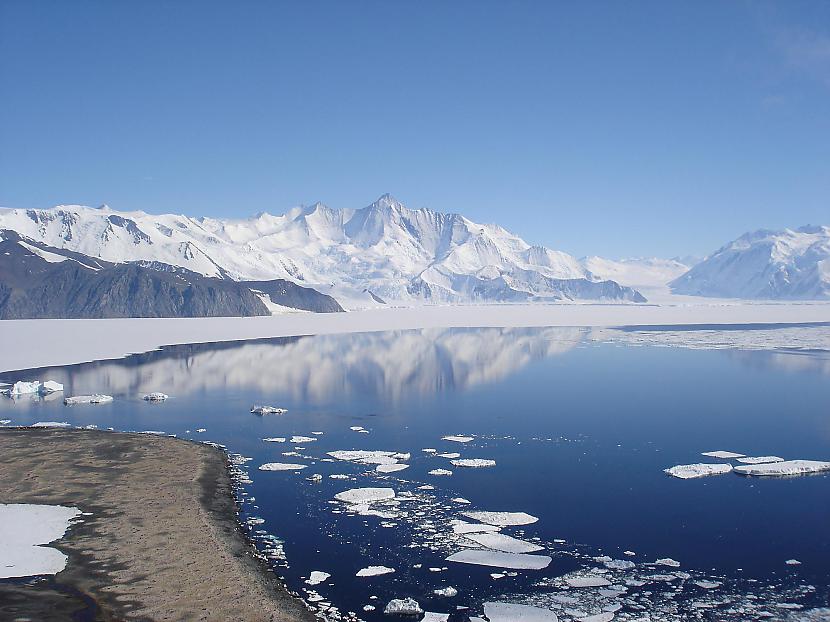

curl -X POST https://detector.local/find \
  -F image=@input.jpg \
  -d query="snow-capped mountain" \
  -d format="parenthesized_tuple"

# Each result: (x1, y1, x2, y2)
(0, 195, 646, 307)
(670, 225, 830, 300)
(582, 256, 692, 293)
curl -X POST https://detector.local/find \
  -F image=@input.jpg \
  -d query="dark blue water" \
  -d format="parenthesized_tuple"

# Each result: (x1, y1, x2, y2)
(1, 327, 828, 620)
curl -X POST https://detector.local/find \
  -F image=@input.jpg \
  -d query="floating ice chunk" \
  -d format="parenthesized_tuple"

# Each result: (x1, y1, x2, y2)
(484, 602, 559, 621)
(603, 559, 635, 570)
(39, 381, 63, 394)
(428, 469, 453, 476)
(446, 550, 551, 570)
(250, 405, 287, 415)
(263, 437, 286, 443)
(0, 419, 10, 425)
(451, 497, 470, 504)
(422, 448, 437, 453)
(442, 435, 474, 443)
(290, 436, 317, 444)
(328, 450, 398, 465)
(734, 460, 830, 477)
(701, 450, 745, 459)
(63, 394, 113, 405)
(259, 463, 308, 471)
(785, 559, 802, 565)
(376, 464, 409, 474)
(330, 474, 350, 480)
(334, 488, 395, 504)
(417, 485, 435, 490)
(350, 426, 367, 431)
(31, 421, 72, 428)
(0, 503, 82, 578)
(384, 597, 423, 615)
(195, 428, 206, 433)
(391, 452, 411, 460)
(578, 613, 613, 622)
(422, 614, 449, 622)
(694, 580, 722, 589)
(736, 456, 785, 464)
(437, 452, 461, 459)
(142, 392, 168, 401)
(363, 605, 376, 611)
(451, 458, 496, 468)
(305, 571, 330, 585)
(433, 586, 457, 597)
(465, 532, 544, 554)
(654, 558, 681, 567)
(451, 520, 501, 535)
(356, 565, 396, 577)
(3, 381, 41, 395)
(565, 576, 612, 588)
(462, 511, 539, 526)
(664, 463, 733, 479)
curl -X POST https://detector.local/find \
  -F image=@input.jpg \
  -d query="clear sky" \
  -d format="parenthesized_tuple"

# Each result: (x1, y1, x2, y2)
(1, 1, 828, 258)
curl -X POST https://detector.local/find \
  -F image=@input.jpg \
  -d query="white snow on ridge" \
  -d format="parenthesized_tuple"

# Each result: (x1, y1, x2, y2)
(0, 503, 81, 579)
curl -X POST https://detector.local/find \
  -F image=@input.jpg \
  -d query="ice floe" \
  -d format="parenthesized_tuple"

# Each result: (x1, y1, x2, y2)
(63, 394, 113, 405)
(290, 435, 317, 444)
(305, 570, 330, 585)
(565, 576, 612, 588)
(0, 503, 82, 579)
(736, 455, 785, 464)
(442, 435, 475, 443)
(356, 565, 396, 577)
(664, 463, 733, 479)
(436, 452, 461, 459)
(428, 469, 453, 476)
(462, 511, 539, 526)
(433, 586, 457, 597)
(31, 421, 72, 428)
(464, 532, 544, 554)
(484, 602, 559, 622)
(334, 487, 396, 504)
(376, 464, 409, 474)
(250, 405, 287, 415)
(451, 520, 501, 535)
(734, 460, 830, 477)
(451, 458, 496, 468)
(327, 450, 400, 466)
(259, 463, 308, 471)
(263, 437, 286, 443)
(655, 557, 681, 567)
(40, 381, 64, 394)
(701, 450, 745, 459)
(384, 598, 423, 615)
(142, 392, 168, 401)
(446, 550, 551, 570)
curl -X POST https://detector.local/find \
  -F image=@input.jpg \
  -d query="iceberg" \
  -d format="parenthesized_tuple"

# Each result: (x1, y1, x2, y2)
(258, 463, 307, 471)
(428, 469, 453, 476)
(356, 565, 395, 577)
(305, 571, 330, 585)
(462, 511, 539, 526)
(736, 456, 784, 465)
(451, 458, 496, 468)
(433, 586, 457, 597)
(484, 602, 559, 622)
(446, 550, 551, 570)
(734, 460, 830, 477)
(701, 451, 744, 459)
(39, 381, 64, 394)
(384, 598, 423, 615)
(142, 392, 168, 401)
(334, 487, 395, 504)
(3, 381, 41, 395)
(250, 405, 287, 415)
(664, 463, 733, 479)
(63, 394, 113, 405)
(464, 532, 544, 554)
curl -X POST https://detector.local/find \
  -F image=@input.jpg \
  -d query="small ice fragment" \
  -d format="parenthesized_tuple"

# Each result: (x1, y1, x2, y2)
(664, 463, 733, 479)
(290, 435, 317, 444)
(39, 381, 63, 394)
(484, 602, 558, 622)
(451, 497, 470, 504)
(433, 586, 458, 597)
(734, 460, 830, 477)
(0, 420, 10, 425)
(428, 469, 453, 476)
(462, 511, 538, 526)
(334, 488, 395, 504)
(694, 580, 722, 589)
(464, 532, 544, 554)
(442, 435, 474, 443)
(363, 605, 376, 611)
(603, 559, 635, 570)
(263, 437, 286, 443)
(63, 394, 113, 405)
(259, 463, 307, 471)
(451, 458, 496, 468)
(384, 597, 423, 615)
(422, 614, 449, 622)
(565, 576, 612, 588)
(376, 464, 409, 474)
(701, 450, 745, 459)
(446, 550, 551, 570)
(195, 428, 207, 433)
(437, 452, 460, 459)
(417, 485, 435, 490)
(422, 448, 437, 453)
(250, 405, 287, 415)
(655, 558, 681, 567)
(735, 456, 785, 465)
(785, 559, 802, 565)
(578, 613, 613, 622)
(305, 571, 330, 585)
(451, 520, 501, 535)
(356, 565, 396, 577)
(142, 392, 168, 401)
(623, 550, 635, 556)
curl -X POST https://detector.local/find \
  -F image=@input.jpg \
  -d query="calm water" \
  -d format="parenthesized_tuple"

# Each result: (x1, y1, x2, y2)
(2, 326, 829, 620)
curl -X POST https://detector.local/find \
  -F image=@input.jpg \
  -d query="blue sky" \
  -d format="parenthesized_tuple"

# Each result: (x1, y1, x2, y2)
(1, 1, 828, 258)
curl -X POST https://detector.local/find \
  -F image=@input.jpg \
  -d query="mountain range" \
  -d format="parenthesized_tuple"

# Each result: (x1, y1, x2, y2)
(0, 195, 827, 319)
